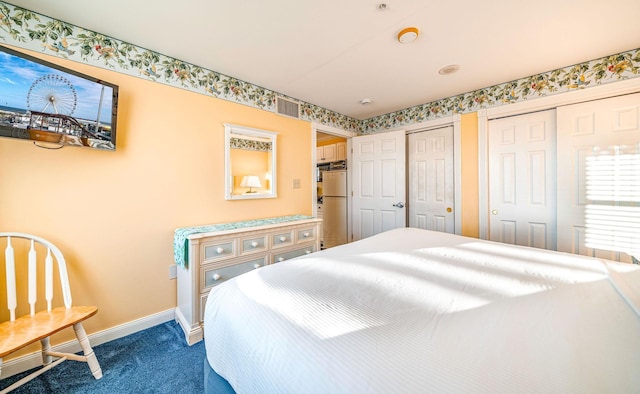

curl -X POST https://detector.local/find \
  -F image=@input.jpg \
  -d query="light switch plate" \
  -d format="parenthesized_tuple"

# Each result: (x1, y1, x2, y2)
(292, 178, 301, 189)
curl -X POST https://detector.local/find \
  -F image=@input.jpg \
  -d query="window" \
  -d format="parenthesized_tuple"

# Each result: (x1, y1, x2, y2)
(585, 150, 640, 262)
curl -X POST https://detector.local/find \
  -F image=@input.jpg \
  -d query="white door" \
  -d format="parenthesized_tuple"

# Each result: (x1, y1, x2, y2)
(488, 110, 557, 249)
(408, 126, 455, 233)
(352, 130, 406, 241)
(556, 93, 640, 262)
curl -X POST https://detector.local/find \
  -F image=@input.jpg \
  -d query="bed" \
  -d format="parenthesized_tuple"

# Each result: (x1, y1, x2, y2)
(203, 227, 640, 393)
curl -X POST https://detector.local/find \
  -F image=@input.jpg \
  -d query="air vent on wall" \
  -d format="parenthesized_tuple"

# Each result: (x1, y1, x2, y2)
(275, 96, 301, 119)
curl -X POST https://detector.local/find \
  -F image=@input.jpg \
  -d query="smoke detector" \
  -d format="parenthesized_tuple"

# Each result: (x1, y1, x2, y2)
(397, 27, 419, 43)
(360, 98, 373, 106)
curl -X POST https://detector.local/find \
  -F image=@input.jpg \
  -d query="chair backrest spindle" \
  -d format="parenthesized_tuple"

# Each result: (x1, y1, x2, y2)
(28, 239, 37, 316)
(5, 236, 17, 321)
(45, 247, 54, 312)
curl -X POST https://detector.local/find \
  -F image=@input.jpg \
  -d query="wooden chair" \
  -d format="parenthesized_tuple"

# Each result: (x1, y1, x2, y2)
(0, 233, 102, 393)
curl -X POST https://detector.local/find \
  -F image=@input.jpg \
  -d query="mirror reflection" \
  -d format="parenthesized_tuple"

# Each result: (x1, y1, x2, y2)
(224, 123, 277, 200)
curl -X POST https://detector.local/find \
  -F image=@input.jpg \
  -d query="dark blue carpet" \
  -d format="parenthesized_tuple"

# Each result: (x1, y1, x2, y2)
(1, 321, 205, 393)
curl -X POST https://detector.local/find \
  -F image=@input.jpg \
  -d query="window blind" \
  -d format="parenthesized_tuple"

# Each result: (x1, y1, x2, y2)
(585, 153, 640, 260)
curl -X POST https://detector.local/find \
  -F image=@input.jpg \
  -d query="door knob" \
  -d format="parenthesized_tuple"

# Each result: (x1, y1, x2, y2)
(491, 210, 499, 215)
(446, 207, 452, 213)
(392, 202, 405, 208)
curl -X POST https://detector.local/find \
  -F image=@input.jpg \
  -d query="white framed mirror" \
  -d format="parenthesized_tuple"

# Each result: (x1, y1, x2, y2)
(224, 123, 277, 200)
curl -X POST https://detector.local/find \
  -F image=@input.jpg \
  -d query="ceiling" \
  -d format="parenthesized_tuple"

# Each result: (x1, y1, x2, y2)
(7, 0, 640, 120)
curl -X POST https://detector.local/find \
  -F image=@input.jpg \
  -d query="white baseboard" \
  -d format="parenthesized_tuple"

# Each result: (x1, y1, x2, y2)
(1, 308, 176, 380)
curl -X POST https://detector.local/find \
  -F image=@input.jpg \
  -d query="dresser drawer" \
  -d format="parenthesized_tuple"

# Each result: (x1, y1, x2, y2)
(271, 244, 316, 264)
(272, 230, 294, 248)
(296, 226, 317, 243)
(201, 255, 266, 290)
(202, 240, 235, 262)
(240, 235, 268, 255)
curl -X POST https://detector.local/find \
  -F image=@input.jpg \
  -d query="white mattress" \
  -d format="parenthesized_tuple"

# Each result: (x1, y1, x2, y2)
(204, 228, 640, 393)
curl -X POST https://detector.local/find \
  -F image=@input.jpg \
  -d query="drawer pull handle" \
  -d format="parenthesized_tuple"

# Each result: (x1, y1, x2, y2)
(305, 250, 312, 254)
(278, 257, 285, 262)
(253, 263, 261, 269)
(303, 232, 310, 238)
(216, 247, 224, 254)
(279, 236, 287, 242)
(251, 241, 259, 248)
(212, 273, 221, 281)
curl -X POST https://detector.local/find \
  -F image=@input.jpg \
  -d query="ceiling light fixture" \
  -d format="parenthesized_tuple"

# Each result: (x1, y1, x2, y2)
(438, 64, 460, 75)
(397, 27, 419, 44)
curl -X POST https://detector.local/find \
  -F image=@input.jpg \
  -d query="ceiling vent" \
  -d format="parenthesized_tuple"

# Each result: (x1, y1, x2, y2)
(275, 96, 301, 119)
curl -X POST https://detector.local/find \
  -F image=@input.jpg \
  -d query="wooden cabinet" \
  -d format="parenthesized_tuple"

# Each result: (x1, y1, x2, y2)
(317, 144, 336, 163)
(317, 142, 347, 163)
(316, 146, 324, 163)
(175, 218, 322, 344)
(336, 141, 347, 161)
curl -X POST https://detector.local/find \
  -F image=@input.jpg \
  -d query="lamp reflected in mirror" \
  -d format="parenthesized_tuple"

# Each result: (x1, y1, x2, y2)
(240, 175, 262, 193)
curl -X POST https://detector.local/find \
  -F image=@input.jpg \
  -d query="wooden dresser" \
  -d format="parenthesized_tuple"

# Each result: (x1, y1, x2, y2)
(174, 216, 322, 344)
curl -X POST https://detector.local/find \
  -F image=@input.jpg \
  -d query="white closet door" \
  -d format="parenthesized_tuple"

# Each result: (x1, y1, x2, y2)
(351, 130, 406, 241)
(556, 93, 640, 262)
(488, 110, 557, 249)
(408, 126, 454, 233)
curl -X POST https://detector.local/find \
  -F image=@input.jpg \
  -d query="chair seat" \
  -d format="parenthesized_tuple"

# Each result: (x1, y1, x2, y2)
(0, 305, 97, 358)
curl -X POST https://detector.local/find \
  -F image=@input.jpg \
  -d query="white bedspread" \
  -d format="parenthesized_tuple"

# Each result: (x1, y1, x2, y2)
(204, 228, 640, 393)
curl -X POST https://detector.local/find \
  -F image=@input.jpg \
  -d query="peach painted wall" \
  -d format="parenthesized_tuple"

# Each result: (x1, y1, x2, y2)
(0, 46, 313, 348)
(460, 113, 479, 237)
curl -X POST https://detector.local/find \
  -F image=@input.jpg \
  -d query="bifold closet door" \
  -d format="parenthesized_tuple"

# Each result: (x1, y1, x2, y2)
(488, 110, 557, 250)
(556, 93, 640, 263)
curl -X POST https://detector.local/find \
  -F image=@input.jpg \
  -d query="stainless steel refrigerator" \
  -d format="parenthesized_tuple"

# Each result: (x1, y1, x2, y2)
(322, 170, 347, 248)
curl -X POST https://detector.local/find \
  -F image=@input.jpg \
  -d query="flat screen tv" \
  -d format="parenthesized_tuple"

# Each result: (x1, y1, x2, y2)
(0, 45, 118, 150)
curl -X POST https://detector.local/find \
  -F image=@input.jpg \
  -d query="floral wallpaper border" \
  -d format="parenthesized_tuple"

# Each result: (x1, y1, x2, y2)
(1, 2, 639, 135)
(360, 48, 640, 133)
(0, 2, 360, 132)
(230, 137, 271, 152)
